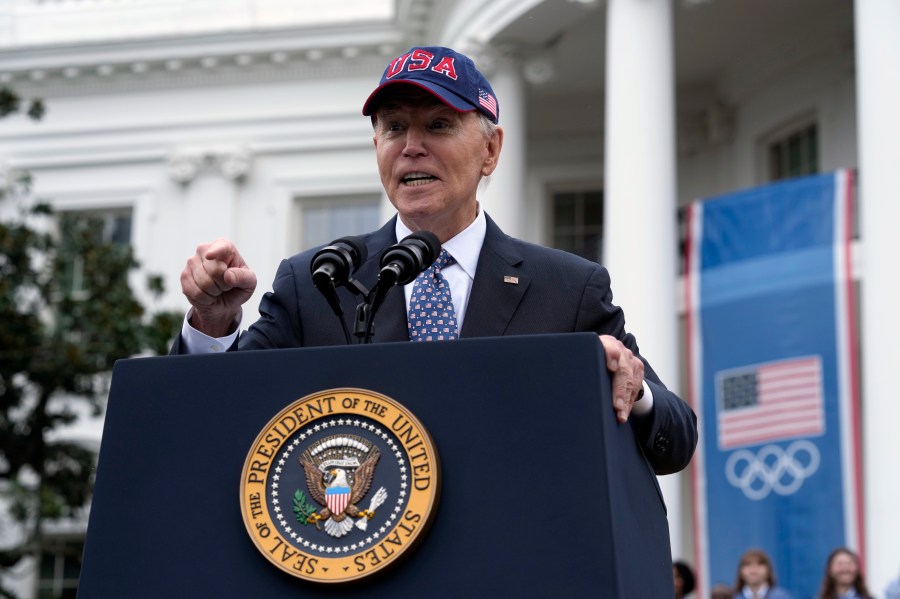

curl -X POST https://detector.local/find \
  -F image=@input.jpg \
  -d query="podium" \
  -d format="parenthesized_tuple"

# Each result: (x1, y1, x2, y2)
(78, 333, 673, 597)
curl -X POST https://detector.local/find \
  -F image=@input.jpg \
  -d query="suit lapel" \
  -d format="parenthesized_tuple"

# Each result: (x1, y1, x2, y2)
(460, 215, 530, 338)
(370, 286, 408, 342)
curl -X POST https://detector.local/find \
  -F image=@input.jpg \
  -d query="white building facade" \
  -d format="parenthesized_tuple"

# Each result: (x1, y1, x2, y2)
(1, 0, 898, 596)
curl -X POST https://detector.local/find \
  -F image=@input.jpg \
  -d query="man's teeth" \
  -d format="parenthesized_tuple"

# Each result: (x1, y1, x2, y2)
(403, 173, 436, 186)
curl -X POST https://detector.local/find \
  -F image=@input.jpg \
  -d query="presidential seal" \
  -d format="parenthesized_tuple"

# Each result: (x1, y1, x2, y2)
(239, 388, 440, 583)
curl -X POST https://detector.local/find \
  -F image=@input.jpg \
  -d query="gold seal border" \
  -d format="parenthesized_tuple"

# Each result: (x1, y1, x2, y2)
(239, 388, 441, 583)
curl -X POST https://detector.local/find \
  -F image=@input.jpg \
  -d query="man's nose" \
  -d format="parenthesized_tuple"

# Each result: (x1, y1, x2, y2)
(402, 127, 428, 156)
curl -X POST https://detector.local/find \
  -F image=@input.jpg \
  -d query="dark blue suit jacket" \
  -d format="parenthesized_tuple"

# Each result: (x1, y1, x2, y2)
(176, 214, 697, 475)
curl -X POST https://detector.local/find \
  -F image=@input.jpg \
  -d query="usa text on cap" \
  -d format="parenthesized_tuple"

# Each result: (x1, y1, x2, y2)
(362, 46, 499, 124)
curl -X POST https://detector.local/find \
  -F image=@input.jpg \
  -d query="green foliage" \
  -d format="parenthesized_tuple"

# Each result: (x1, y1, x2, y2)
(0, 188, 180, 590)
(293, 489, 317, 525)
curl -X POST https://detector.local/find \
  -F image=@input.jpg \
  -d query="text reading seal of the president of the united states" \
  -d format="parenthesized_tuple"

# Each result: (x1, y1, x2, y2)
(239, 388, 441, 583)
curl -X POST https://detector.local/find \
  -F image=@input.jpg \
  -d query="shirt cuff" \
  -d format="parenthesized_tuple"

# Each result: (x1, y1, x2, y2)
(180, 308, 241, 354)
(631, 380, 654, 416)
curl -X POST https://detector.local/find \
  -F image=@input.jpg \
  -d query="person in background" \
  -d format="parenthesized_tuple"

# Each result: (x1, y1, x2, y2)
(816, 548, 872, 599)
(674, 560, 697, 599)
(731, 548, 794, 599)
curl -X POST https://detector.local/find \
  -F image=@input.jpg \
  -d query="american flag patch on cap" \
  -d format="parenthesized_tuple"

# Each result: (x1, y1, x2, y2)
(478, 88, 497, 119)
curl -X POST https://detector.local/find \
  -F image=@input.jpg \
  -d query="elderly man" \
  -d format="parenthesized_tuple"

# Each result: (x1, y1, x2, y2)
(176, 46, 697, 475)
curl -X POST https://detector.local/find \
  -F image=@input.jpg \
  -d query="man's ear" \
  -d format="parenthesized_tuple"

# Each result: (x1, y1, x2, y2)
(481, 127, 504, 176)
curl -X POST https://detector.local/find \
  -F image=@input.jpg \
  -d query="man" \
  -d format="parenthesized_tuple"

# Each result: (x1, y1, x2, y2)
(177, 46, 697, 475)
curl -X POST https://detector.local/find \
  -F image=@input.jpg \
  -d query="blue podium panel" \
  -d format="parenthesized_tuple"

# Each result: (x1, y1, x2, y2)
(79, 333, 670, 598)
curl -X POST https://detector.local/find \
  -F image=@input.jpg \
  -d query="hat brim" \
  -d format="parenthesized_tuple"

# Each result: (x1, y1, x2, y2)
(362, 80, 476, 117)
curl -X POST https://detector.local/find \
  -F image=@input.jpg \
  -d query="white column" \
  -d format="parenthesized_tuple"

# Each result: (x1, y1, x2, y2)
(855, 0, 900, 594)
(603, 0, 683, 558)
(166, 147, 242, 248)
(478, 50, 526, 239)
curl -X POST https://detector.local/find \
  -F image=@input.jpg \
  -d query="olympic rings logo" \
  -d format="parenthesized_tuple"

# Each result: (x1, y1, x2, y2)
(724, 440, 820, 501)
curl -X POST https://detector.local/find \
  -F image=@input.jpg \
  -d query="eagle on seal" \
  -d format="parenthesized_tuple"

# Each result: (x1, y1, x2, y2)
(300, 446, 380, 537)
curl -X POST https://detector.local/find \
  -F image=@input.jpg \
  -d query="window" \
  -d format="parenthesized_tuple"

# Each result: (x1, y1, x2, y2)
(57, 208, 132, 298)
(298, 194, 381, 251)
(36, 537, 83, 599)
(550, 189, 604, 263)
(767, 121, 818, 181)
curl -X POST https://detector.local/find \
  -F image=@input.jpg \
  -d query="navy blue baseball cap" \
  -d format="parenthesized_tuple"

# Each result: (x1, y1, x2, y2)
(362, 46, 500, 124)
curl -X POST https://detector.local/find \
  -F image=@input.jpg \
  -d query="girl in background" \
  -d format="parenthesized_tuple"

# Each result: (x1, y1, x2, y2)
(817, 548, 872, 599)
(732, 548, 794, 599)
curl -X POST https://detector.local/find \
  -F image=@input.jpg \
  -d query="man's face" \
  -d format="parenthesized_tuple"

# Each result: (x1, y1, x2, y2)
(373, 96, 502, 240)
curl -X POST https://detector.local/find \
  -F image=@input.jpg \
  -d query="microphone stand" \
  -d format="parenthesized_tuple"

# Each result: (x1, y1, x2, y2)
(355, 302, 375, 344)
(334, 278, 373, 345)
(358, 277, 394, 345)
(320, 263, 397, 345)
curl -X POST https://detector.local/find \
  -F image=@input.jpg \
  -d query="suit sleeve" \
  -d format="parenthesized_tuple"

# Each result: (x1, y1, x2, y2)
(238, 258, 306, 350)
(576, 265, 698, 475)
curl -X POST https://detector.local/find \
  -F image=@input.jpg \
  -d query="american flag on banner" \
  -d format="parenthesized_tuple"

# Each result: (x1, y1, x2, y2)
(716, 355, 825, 449)
(478, 88, 497, 119)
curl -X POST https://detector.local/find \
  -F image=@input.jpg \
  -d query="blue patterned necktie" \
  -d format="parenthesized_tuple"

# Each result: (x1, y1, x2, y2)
(407, 249, 459, 341)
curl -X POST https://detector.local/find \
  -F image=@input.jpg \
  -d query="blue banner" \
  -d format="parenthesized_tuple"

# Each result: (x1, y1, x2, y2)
(686, 171, 862, 598)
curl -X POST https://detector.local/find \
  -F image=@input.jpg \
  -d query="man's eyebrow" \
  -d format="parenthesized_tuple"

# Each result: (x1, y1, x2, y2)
(378, 106, 401, 118)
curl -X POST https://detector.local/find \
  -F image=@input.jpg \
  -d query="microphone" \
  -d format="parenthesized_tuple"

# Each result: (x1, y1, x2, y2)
(360, 232, 441, 343)
(377, 231, 441, 287)
(310, 237, 367, 344)
(310, 236, 368, 294)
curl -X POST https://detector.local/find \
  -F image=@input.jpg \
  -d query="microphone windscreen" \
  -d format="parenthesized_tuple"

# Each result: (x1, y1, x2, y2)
(404, 231, 440, 266)
(333, 236, 368, 268)
(378, 230, 442, 286)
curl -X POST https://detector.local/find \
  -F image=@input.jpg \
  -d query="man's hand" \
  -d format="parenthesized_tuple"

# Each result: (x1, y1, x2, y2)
(180, 238, 257, 337)
(598, 334, 645, 423)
